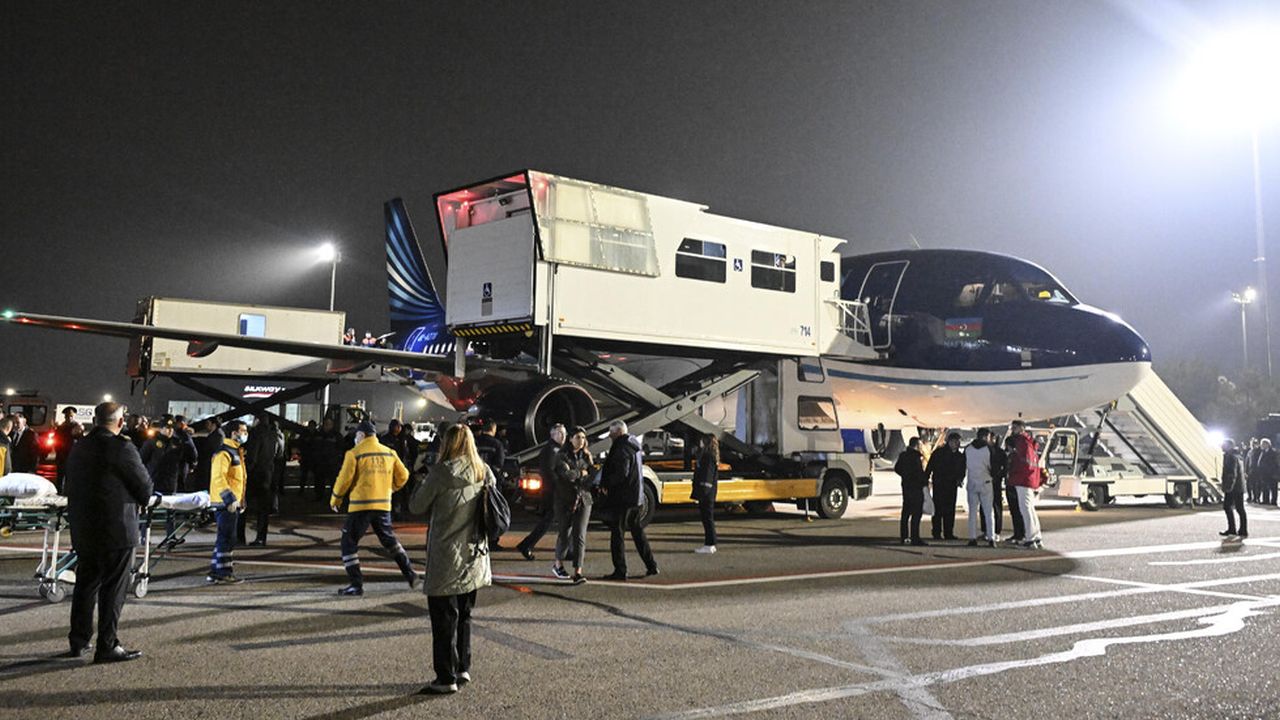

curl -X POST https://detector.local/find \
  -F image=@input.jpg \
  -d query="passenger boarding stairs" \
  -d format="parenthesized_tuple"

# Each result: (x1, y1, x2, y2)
(1064, 372, 1222, 503)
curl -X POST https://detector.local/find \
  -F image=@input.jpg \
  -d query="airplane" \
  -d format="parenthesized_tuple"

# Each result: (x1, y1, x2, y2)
(1, 170, 1150, 457)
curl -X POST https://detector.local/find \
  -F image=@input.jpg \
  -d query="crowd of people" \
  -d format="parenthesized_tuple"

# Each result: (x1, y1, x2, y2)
(894, 419, 1044, 549)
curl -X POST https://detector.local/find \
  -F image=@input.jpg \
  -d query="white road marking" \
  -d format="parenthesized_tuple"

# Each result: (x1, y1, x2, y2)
(589, 536, 1280, 591)
(879, 601, 1266, 646)
(1062, 572, 1273, 601)
(647, 598, 1280, 719)
(847, 623, 954, 719)
(1150, 551, 1280, 566)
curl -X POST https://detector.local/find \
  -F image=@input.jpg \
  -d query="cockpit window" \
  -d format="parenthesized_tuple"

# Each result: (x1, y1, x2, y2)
(1008, 264, 1076, 305)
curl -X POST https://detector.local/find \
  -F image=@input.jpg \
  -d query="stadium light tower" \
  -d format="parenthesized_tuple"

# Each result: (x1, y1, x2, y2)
(1179, 23, 1280, 378)
(1233, 287, 1257, 369)
(315, 241, 341, 412)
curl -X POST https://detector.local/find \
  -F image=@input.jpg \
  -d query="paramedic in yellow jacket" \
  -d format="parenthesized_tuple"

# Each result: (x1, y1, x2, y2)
(331, 420, 419, 596)
(207, 420, 248, 585)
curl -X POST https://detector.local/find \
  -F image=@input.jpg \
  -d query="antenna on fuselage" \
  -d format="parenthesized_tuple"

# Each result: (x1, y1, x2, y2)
(908, 234, 923, 250)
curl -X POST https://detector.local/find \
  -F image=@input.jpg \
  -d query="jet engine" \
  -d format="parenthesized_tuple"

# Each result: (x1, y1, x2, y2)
(470, 378, 600, 449)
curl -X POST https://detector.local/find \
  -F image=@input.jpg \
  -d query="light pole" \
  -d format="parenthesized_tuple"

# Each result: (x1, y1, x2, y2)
(1233, 287, 1257, 370)
(1250, 129, 1273, 378)
(316, 242, 340, 415)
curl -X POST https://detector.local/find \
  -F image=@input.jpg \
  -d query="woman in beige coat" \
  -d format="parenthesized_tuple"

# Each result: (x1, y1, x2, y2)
(409, 424, 493, 694)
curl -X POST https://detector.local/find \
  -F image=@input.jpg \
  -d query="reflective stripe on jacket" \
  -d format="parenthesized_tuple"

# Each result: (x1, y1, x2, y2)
(209, 439, 247, 506)
(332, 437, 409, 512)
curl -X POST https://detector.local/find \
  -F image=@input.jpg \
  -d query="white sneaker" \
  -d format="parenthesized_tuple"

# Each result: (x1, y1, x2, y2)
(420, 682, 458, 694)
(457, 671, 471, 685)
(694, 545, 717, 554)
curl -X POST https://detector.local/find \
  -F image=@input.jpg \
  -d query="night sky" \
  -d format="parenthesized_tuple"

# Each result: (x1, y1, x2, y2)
(2, 1, 1278, 406)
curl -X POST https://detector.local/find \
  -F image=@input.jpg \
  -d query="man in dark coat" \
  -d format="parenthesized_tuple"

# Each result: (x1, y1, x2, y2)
(54, 407, 85, 490)
(241, 417, 284, 545)
(380, 419, 420, 517)
(515, 424, 566, 562)
(64, 402, 154, 663)
(191, 418, 224, 493)
(598, 421, 657, 581)
(312, 417, 344, 500)
(926, 432, 967, 540)
(10, 412, 41, 473)
(894, 437, 929, 546)
(1257, 439, 1279, 506)
(1220, 438, 1248, 538)
(140, 419, 198, 543)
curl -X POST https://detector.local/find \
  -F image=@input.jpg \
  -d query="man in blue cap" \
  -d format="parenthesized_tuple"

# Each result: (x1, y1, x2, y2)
(330, 420, 418, 596)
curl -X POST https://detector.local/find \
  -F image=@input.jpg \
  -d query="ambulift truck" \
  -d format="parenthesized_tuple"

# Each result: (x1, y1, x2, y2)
(509, 354, 874, 527)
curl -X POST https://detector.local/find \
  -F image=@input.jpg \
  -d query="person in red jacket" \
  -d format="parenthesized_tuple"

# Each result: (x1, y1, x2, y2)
(1006, 420, 1042, 549)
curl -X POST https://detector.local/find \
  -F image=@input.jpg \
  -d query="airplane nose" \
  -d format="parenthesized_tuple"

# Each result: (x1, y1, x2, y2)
(1084, 308, 1150, 364)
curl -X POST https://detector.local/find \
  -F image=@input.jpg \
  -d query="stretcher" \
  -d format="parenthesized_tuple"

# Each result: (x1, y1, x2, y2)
(129, 492, 213, 598)
(1, 488, 212, 602)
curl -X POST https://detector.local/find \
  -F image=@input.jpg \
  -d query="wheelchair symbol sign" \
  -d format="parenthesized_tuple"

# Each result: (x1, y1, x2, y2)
(733, 258, 744, 272)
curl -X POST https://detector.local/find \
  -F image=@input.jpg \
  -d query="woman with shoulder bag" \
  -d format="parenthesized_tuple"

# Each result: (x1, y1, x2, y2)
(552, 426, 594, 583)
(408, 424, 493, 695)
(692, 434, 720, 554)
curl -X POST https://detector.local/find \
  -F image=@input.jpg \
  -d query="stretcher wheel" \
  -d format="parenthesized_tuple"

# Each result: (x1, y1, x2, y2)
(39, 583, 66, 603)
(133, 578, 149, 598)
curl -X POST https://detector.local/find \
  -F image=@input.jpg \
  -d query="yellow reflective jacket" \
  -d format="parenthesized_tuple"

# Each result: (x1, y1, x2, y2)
(209, 438, 247, 506)
(332, 436, 409, 512)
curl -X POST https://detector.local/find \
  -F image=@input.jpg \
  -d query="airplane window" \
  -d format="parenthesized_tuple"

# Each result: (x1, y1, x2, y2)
(676, 238, 728, 283)
(820, 261, 835, 283)
(797, 396, 839, 431)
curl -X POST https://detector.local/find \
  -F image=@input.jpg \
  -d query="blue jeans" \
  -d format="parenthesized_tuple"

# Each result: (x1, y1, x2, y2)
(210, 508, 238, 578)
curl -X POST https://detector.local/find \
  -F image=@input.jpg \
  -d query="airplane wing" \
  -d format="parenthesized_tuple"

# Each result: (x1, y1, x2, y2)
(2, 310, 461, 375)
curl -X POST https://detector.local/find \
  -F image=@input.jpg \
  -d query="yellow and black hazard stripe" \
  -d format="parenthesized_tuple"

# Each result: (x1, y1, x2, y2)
(451, 322, 535, 338)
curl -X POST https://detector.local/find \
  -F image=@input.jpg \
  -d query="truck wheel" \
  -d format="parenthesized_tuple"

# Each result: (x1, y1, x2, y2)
(635, 483, 658, 529)
(1080, 485, 1106, 511)
(1165, 483, 1191, 509)
(816, 477, 849, 519)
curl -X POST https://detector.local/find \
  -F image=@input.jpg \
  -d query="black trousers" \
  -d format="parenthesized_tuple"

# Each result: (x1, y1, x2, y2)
(341, 511, 414, 586)
(236, 511, 269, 543)
(69, 547, 134, 652)
(931, 482, 958, 538)
(980, 482, 1006, 537)
(1224, 491, 1248, 535)
(1005, 483, 1025, 539)
(698, 491, 717, 546)
(1263, 479, 1278, 506)
(427, 590, 477, 684)
(518, 495, 556, 552)
(900, 486, 923, 541)
(608, 506, 657, 575)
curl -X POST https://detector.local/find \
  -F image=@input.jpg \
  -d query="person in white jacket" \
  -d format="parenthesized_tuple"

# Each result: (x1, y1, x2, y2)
(965, 428, 997, 548)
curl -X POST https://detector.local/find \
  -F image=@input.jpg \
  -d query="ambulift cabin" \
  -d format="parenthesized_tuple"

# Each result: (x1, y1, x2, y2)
(433, 171, 878, 523)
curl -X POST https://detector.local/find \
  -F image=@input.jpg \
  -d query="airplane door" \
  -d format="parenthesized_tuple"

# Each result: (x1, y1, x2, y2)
(857, 261, 909, 349)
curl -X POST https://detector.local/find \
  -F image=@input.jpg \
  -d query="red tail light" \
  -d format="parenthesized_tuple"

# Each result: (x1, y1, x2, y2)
(44, 432, 56, 449)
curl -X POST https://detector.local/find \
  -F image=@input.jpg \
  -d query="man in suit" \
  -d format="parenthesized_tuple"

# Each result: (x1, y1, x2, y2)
(64, 402, 154, 663)
(9, 412, 41, 473)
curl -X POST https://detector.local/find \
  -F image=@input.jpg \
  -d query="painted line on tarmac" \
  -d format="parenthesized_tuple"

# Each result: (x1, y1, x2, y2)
(846, 623, 954, 720)
(590, 536, 1280, 591)
(859, 572, 1279, 625)
(1061, 572, 1277, 601)
(646, 598, 1280, 719)
(1150, 551, 1280, 566)
(878, 601, 1262, 646)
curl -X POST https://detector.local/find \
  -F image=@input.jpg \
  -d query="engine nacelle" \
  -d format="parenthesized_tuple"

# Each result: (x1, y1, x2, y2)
(470, 379, 600, 450)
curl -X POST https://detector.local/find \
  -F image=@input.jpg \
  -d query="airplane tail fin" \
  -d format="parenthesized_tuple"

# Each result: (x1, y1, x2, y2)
(385, 198, 453, 356)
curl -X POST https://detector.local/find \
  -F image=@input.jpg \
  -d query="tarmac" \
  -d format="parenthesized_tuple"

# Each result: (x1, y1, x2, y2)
(3, 487, 1279, 719)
